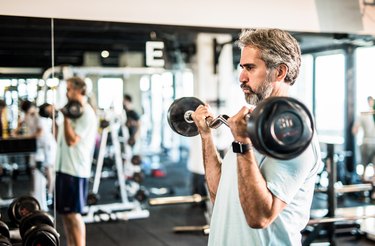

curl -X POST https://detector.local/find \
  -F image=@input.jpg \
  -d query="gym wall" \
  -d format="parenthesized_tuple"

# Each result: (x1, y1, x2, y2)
(1, 0, 372, 34)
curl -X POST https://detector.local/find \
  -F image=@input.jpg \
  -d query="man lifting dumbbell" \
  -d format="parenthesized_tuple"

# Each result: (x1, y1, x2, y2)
(55, 77, 97, 246)
(189, 29, 322, 245)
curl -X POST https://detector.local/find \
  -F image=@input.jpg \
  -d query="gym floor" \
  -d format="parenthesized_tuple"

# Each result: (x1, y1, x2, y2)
(1, 154, 375, 245)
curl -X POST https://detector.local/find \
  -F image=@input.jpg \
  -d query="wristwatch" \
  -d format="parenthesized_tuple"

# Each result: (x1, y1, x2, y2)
(232, 141, 252, 154)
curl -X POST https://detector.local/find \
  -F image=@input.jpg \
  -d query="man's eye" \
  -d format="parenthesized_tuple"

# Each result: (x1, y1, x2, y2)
(240, 64, 253, 71)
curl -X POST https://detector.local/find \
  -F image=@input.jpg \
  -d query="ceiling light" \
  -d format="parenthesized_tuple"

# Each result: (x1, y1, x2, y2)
(101, 50, 110, 58)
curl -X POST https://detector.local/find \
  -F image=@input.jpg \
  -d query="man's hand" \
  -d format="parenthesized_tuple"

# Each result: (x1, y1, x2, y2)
(191, 104, 214, 138)
(227, 105, 255, 143)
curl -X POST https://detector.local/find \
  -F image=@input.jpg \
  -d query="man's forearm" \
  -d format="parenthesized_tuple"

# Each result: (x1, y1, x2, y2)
(64, 118, 79, 146)
(237, 152, 285, 228)
(201, 135, 222, 203)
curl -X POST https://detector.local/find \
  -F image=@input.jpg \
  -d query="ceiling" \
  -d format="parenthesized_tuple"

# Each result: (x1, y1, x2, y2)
(1, 15, 375, 76)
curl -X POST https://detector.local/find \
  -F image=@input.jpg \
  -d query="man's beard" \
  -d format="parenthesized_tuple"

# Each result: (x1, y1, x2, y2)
(243, 71, 274, 105)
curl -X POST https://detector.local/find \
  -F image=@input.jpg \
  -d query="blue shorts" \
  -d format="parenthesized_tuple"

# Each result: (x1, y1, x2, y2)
(56, 172, 88, 214)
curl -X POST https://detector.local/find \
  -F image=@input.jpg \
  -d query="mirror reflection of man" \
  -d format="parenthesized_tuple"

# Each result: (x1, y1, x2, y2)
(55, 77, 97, 246)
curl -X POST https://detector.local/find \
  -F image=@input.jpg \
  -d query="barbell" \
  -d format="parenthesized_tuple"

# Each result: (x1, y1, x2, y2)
(167, 96, 315, 160)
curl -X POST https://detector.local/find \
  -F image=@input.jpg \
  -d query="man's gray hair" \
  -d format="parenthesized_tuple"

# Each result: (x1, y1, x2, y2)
(237, 28, 301, 85)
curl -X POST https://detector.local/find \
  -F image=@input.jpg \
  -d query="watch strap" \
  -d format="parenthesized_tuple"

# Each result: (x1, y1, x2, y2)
(232, 141, 251, 154)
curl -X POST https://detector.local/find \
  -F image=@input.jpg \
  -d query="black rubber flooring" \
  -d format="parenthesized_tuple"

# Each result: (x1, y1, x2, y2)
(1, 154, 375, 245)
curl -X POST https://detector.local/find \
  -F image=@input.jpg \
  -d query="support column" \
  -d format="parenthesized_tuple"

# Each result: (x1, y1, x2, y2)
(344, 45, 356, 182)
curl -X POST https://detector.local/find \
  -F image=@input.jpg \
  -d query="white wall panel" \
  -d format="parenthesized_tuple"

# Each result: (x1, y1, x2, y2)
(0, 0, 320, 32)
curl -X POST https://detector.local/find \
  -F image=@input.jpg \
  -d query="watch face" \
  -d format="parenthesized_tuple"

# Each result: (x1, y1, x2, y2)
(271, 112, 303, 145)
(232, 142, 240, 153)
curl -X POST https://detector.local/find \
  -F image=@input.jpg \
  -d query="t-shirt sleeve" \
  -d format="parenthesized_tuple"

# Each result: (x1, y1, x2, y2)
(261, 143, 319, 204)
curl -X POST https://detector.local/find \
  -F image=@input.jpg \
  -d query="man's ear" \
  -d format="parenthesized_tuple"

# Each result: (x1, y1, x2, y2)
(276, 64, 288, 82)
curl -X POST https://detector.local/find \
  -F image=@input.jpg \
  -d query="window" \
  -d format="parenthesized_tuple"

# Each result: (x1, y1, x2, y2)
(355, 47, 375, 113)
(315, 53, 345, 139)
(290, 54, 314, 111)
(97, 78, 123, 114)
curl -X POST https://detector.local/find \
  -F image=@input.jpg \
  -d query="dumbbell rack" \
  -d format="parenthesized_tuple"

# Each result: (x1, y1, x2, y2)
(82, 120, 149, 223)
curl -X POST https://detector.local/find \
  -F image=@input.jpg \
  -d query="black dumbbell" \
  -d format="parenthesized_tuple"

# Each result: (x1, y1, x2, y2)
(39, 103, 58, 119)
(134, 187, 149, 203)
(61, 100, 83, 119)
(133, 172, 145, 184)
(19, 211, 59, 246)
(167, 96, 314, 160)
(99, 119, 110, 129)
(0, 221, 11, 246)
(7, 196, 40, 227)
(87, 192, 100, 206)
(131, 155, 142, 165)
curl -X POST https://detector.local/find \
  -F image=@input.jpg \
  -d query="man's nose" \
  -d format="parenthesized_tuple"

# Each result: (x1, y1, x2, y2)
(239, 70, 248, 84)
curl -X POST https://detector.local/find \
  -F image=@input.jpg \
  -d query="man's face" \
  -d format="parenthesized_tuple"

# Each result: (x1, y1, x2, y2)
(369, 98, 374, 108)
(239, 46, 275, 105)
(66, 81, 80, 101)
(25, 106, 37, 118)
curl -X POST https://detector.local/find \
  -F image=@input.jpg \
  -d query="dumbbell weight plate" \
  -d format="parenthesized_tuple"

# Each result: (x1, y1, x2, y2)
(23, 224, 59, 246)
(19, 211, 54, 240)
(133, 172, 144, 183)
(134, 187, 149, 203)
(247, 97, 314, 160)
(87, 192, 100, 206)
(167, 97, 204, 137)
(62, 100, 83, 119)
(0, 221, 11, 246)
(0, 221, 10, 241)
(8, 196, 41, 226)
(131, 155, 142, 165)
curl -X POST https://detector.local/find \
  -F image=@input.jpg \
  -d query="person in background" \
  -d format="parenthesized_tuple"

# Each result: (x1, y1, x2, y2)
(13, 100, 56, 201)
(123, 94, 141, 153)
(352, 96, 375, 182)
(38, 102, 58, 204)
(55, 77, 97, 246)
(191, 28, 322, 245)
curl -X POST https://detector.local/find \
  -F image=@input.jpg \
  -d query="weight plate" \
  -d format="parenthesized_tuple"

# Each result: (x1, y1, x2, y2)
(8, 196, 41, 226)
(23, 224, 59, 246)
(0, 221, 10, 239)
(67, 100, 83, 119)
(19, 211, 54, 239)
(271, 111, 304, 145)
(167, 97, 204, 137)
(87, 193, 100, 206)
(248, 97, 314, 160)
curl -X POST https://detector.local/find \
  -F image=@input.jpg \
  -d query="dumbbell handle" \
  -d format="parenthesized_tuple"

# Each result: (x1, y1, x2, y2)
(184, 111, 230, 129)
(207, 114, 230, 129)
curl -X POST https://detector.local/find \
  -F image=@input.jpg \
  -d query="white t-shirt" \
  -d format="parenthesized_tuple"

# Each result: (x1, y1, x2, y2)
(24, 113, 56, 164)
(208, 134, 322, 246)
(356, 114, 375, 145)
(55, 103, 97, 178)
(187, 136, 205, 175)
